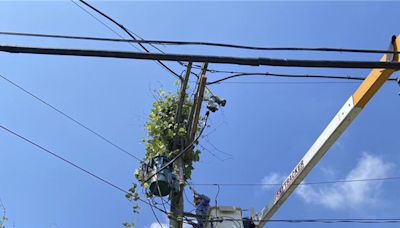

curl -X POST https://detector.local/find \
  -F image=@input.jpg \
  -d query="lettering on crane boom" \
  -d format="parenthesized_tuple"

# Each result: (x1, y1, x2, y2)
(275, 160, 305, 201)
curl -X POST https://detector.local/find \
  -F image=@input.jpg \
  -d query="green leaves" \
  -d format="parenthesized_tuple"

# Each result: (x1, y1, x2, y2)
(178, 127, 186, 136)
(125, 183, 140, 217)
(123, 222, 136, 228)
(140, 88, 205, 182)
(126, 86, 205, 221)
(0, 214, 7, 228)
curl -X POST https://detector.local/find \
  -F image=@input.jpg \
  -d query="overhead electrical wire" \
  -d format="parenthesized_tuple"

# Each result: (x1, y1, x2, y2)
(182, 211, 400, 224)
(0, 73, 143, 163)
(6, 30, 393, 85)
(181, 212, 400, 224)
(71, 0, 222, 108)
(204, 218, 400, 224)
(73, 0, 204, 80)
(207, 72, 399, 85)
(215, 81, 361, 85)
(198, 144, 228, 162)
(0, 124, 168, 215)
(5, 44, 400, 69)
(75, 0, 182, 80)
(143, 112, 210, 184)
(148, 198, 164, 228)
(71, 0, 218, 101)
(1, 31, 400, 55)
(69, 0, 141, 52)
(190, 176, 400, 187)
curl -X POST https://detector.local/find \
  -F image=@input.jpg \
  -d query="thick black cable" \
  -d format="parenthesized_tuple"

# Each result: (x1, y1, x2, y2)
(0, 73, 143, 162)
(214, 81, 360, 85)
(191, 176, 400, 187)
(207, 72, 398, 85)
(71, 1, 204, 84)
(0, 124, 168, 215)
(4, 45, 400, 69)
(143, 112, 210, 183)
(69, 1, 141, 52)
(1, 31, 399, 54)
(77, 0, 182, 80)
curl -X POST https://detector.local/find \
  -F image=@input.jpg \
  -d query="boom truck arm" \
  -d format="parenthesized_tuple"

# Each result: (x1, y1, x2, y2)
(253, 35, 400, 228)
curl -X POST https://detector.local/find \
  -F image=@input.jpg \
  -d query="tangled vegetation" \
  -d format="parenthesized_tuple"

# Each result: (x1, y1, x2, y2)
(125, 86, 205, 224)
(142, 89, 202, 179)
(0, 205, 7, 228)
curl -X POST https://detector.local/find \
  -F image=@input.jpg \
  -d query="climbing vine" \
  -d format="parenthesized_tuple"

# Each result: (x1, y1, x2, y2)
(141, 89, 202, 179)
(125, 85, 206, 224)
(0, 203, 7, 228)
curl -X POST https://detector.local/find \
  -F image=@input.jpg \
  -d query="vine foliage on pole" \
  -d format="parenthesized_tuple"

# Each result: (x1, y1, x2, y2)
(125, 84, 206, 221)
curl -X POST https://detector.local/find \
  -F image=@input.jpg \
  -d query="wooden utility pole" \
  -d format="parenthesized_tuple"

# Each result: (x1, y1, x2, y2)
(169, 63, 208, 228)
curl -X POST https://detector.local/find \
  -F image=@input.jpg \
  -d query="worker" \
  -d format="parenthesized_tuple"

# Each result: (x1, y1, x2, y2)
(193, 193, 210, 228)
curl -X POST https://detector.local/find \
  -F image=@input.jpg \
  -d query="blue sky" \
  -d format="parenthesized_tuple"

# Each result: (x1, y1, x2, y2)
(0, 1, 400, 228)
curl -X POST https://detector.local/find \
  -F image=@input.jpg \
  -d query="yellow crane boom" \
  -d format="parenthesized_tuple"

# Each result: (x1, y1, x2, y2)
(254, 35, 400, 228)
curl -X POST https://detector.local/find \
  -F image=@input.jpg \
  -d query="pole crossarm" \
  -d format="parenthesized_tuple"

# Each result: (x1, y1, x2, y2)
(2, 44, 400, 69)
(254, 35, 400, 228)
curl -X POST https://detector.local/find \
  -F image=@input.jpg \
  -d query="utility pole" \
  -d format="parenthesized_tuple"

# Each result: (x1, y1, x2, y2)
(169, 63, 191, 228)
(169, 63, 208, 228)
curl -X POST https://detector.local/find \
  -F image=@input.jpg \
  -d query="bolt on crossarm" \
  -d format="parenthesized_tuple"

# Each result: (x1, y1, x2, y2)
(254, 35, 400, 228)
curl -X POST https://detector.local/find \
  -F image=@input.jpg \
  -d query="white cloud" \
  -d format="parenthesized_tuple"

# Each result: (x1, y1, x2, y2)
(296, 152, 394, 210)
(149, 222, 168, 228)
(261, 172, 286, 190)
(319, 166, 336, 178)
(148, 221, 192, 228)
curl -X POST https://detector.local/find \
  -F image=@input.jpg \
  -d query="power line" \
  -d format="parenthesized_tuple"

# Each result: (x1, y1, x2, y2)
(2, 31, 400, 55)
(76, 0, 182, 80)
(212, 81, 361, 85)
(207, 217, 400, 224)
(0, 73, 143, 162)
(3, 44, 400, 69)
(190, 176, 400, 187)
(148, 198, 165, 228)
(0, 124, 168, 215)
(198, 144, 228, 162)
(182, 212, 400, 224)
(72, 1, 217, 102)
(143, 112, 210, 184)
(207, 72, 398, 85)
(70, 0, 141, 52)
(0, 124, 129, 193)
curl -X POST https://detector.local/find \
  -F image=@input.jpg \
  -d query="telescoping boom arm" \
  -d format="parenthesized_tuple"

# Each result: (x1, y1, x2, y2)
(254, 35, 400, 228)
